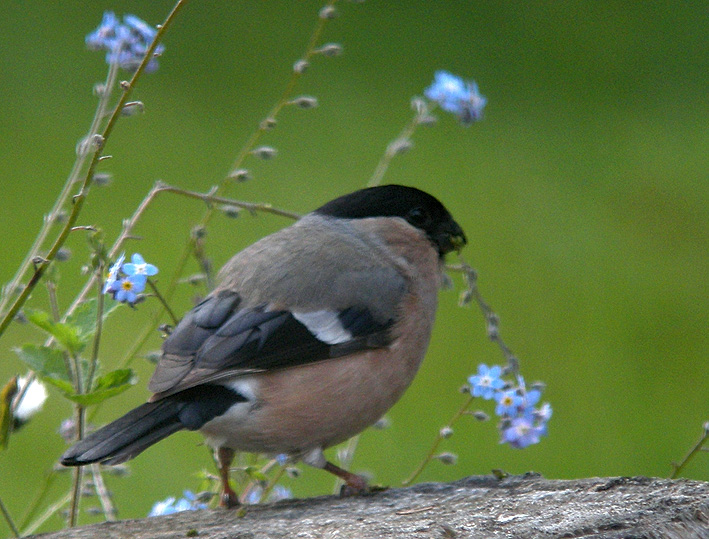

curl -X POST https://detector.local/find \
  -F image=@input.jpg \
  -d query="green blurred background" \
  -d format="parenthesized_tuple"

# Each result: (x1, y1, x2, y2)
(0, 0, 707, 532)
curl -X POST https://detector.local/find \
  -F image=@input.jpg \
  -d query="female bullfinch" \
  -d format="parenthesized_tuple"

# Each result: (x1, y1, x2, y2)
(62, 184, 467, 507)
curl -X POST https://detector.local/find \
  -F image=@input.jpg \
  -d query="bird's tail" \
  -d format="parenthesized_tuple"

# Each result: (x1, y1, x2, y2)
(61, 400, 183, 466)
(61, 384, 246, 466)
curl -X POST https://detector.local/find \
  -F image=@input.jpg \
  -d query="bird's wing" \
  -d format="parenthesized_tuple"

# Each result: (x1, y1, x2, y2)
(148, 220, 408, 398)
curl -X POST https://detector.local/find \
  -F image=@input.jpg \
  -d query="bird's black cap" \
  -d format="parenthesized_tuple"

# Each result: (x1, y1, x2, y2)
(314, 185, 467, 256)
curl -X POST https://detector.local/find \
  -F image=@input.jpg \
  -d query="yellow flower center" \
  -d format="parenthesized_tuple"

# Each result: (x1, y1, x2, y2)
(121, 280, 133, 291)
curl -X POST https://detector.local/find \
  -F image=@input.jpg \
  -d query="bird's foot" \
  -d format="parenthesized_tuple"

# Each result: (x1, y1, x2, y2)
(324, 461, 371, 496)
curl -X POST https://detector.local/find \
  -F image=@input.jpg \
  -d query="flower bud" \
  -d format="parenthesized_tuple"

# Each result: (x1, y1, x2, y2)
(293, 59, 309, 74)
(319, 6, 338, 19)
(251, 146, 278, 160)
(289, 96, 319, 109)
(121, 101, 145, 116)
(316, 43, 342, 57)
(228, 168, 251, 182)
(435, 452, 458, 465)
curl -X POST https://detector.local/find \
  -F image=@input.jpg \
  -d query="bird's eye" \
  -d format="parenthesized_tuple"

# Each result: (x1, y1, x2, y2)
(406, 207, 430, 227)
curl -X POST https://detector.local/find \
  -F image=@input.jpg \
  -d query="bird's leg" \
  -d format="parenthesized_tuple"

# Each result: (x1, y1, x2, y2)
(216, 446, 239, 508)
(303, 447, 369, 496)
(323, 461, 369, 496)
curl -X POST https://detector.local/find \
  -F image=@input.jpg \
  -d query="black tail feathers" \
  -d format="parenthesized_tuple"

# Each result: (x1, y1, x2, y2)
(60, 384, 246, 467)
(61, 400, 183, 466)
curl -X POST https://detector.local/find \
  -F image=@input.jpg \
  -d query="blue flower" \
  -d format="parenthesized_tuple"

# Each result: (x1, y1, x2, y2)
(501, 416, 543, 449)
(468, 364, 504, 400)
(243, 484, 293, 505)
(148, 490, 207, 517)
(521, 388, 542, 416)
(103, 253, 157, 305)
(148, 496, 177, 517)
(85, 12, 120, 51)
(495, 389, 523, 417)
(108, 273, 146, 305)
(102, 253, 125, 294)
(424, 70, 486, 125)
(86, 11, 165, 72)
(123, 253, 159, 279)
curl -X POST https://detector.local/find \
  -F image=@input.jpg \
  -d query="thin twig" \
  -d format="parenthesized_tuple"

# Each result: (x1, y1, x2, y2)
(670, 421, 709, 479)
(67, 406, 85, 527)
(111, 1, 339, 388)
(154, 183, 302, 220)
(367, 101, 433, 188)
(402, 395, 474, 486)
(0, 0, 190, 342)
(0, 54, 120, 319)
(21, 492, 71, 537)
(448, 257, 519, 374)
(0, 494, 20, 538)
(90, 464, 117, 521)
(86, 268, 106, 393)
(19, 471, 58, 531)
(146, 279, 179, 326)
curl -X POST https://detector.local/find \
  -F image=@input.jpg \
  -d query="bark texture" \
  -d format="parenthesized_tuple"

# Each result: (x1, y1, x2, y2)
(34, 475, 709, 539)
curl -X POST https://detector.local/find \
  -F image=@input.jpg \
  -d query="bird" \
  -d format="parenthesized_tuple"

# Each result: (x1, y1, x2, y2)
(61, 184, 467, 507)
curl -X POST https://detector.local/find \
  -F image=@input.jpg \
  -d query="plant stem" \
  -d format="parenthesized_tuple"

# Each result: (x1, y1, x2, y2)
(90, 464, 117, 521)
(402, 395, 474, 486)
(449, 257, 519, 374)
(86, 269, 105, 391)
(114, 1, 339, 380)
(146, 279, 179, 326)
(154, 183, 302, 220)
(0, 494, 20, 538)
(19, 471, 57, 531)
(261, 466, 287, 503)
(670, 422, 709, 479)
(22, 492, 71, 537)
(67, 405, 85, 527)
(0, 0, 190, 344)
(0, 57, 120, 320)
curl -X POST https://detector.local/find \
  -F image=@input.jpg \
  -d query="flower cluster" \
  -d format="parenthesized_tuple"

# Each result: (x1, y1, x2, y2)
(148, 491, 207, 517)
(103, 253, 158, 305)
(86, 12, 165, 72)
(469, 364, 552, 449)
(424, 70, 486, 125)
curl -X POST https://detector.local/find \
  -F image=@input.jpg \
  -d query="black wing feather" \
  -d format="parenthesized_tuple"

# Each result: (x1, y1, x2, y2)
(149, 291, 394, 396)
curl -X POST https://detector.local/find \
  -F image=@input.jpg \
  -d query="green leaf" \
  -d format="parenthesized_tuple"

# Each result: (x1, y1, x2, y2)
(14, 344, 72, 383)
(65, 298, 121, 344)
(42, 377, 76, 397)
(65, 369, 137, 406)
(26, 310, 84, 355)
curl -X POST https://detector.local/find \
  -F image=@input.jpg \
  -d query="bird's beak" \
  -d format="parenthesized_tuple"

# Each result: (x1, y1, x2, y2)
(450, 233, 467, 253)
(436, 221, 467, 256)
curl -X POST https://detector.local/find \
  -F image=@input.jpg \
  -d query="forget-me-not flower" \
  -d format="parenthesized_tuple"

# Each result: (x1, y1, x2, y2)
(103, 253, 125, 294)
(501, 416, 543, 449)
(468, 364, 504, 400)
(86, 12, 165, 72)
(148, 491, 207, 517)
(122, 253, 159, 283)
(103, 253, 157, 305)
(108, 274, 146, 305)
(425, 70, 486, 125)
